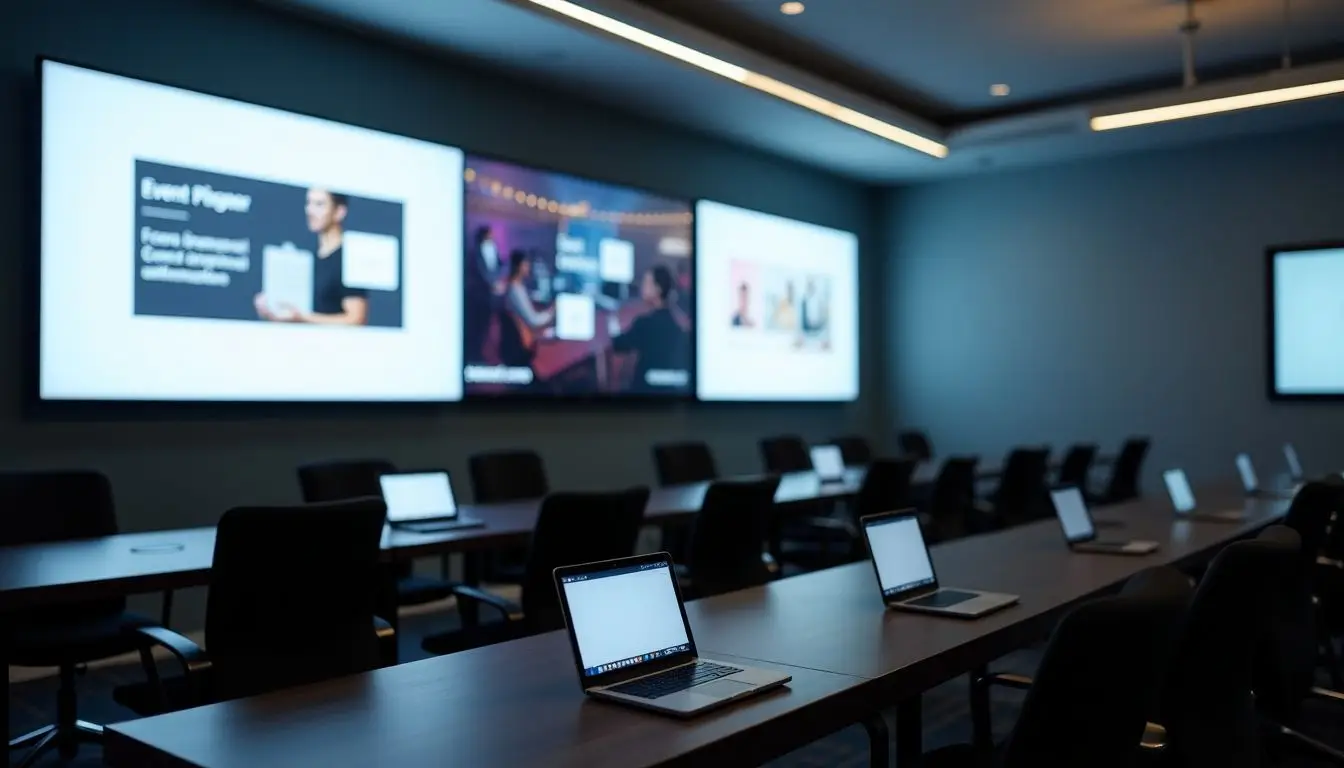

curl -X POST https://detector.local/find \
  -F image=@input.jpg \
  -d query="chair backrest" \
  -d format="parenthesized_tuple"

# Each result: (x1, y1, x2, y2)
(688, 477, 780, 597)
(1103, 437, 1150, 502)
(0, 470, 125, 620)
(521, 487, 650, 631)
(854, 458, 918, 520)
(998, 566, 1193, 768)
(205, 498, 388, 701)
(1257, 507, 1327, 723)
(652, 442, 719, 487)
(929, 456, 979, 540)
(1055, 444, 1098, 488)
(897, 430, 933, 461)
(759, 435, 812, 474)
(1161, 527, 1299, 768)
(469, 450, 549, 503)
(993, 447, 1051, 526)
(829, 435, 874, 466)
(297, 459, 395, 502)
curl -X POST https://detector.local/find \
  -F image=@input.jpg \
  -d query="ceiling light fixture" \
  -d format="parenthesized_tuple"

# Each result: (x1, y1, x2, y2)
(1092, 75, 1344, 131)
(780, 1, 805, 15)
(989, 84, 1010, 97)
(519, 0, 948, 158)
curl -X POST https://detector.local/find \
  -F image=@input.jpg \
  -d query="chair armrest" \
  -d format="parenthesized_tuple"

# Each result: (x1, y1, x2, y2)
(975, 671, 1033, 691)
(453, 585, 524, 622)
(1310, 686, 1344, 707)
(136, 626, 211, 677)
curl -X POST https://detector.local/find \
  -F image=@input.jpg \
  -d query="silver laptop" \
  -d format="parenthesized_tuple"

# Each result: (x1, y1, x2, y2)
(1164, 468, 1245, 522)
(378, 471, 483, 533)
(1234, 454, 1295, 500)
(1051, 486, 1158, 555)
(810, 444, 846, 484)
(1285, 443, 1304, 481)
(554, 553, 791, 717)
(860, 509, 1018, 618)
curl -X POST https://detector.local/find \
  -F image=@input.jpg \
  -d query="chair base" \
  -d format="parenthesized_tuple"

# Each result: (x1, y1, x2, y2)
(9, 720, 103, 768)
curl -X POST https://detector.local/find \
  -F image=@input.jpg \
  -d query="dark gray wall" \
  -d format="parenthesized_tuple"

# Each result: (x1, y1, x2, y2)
(1, 0, 881, 626)
(884, 124, 1344, 491)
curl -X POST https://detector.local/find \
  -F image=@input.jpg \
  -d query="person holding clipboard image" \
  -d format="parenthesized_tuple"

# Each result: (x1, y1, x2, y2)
(254, 188, 369, 326)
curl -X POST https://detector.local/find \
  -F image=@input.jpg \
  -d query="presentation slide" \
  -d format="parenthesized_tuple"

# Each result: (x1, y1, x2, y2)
(1272, 245, 1344, 397)
(695, 200, 859, 401)
(462, 156, 694, 398)
(40, 60, 464, 402)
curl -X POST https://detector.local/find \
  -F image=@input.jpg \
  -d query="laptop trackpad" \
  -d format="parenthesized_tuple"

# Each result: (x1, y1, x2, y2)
(695, 679, 754, 699)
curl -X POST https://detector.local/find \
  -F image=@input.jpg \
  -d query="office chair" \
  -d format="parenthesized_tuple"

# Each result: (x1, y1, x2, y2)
(897, 430, 934, 461)
(421, 488, 649, 656)
(1055, 443, 1097, 488)
(759, 434, 812, 474)
(1311, 476, 1344, 687)
(984, 447, 1050, 529)
(297, 459, 460, 615)
(3, 470, 159, 767)
(927, 456, 980, 541)
(113, 498, 393, 715)
(829, 435, 874, 466)
(651, 442, 718, 562)
(939, 566, 1191, 768)
(685, 476, 780, 598)
(1091, 437, 1150, 506)
(853, 457, 918, 520)
(468, 449, 550, 583)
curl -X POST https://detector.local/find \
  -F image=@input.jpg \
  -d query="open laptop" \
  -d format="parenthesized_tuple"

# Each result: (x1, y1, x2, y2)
(860, 509, 1018, 618)
(1050, 486, 1158, 555)
(810, 444, 846, 484)
(1234, 454, 1295, 500)
(1285, 443, 1304, 481)
(554, 553, 791, 717)
(1164, 468, 1245, 522)
(378, 471, 482, 533)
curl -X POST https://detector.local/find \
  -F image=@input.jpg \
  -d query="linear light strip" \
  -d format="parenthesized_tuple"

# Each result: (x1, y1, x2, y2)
(524, 0, 947, 158)
(1091, 78, 1344, 131)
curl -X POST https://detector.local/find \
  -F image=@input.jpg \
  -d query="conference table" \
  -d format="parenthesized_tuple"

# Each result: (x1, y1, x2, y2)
(96, 485, 1288, 768)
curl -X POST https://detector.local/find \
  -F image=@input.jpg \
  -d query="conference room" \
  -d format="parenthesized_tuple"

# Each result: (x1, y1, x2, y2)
(6, 0, 1344, 766)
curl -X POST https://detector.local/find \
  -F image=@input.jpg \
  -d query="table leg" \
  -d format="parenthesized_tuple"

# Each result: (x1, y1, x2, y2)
(895, 696, 922, 767)
(969, 665, 992, 750)
(159, 590, 174, 627)
(862, 714, 891, 768)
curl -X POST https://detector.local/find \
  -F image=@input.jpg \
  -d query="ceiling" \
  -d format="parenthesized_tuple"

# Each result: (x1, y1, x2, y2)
(261, 0, 1344, 182)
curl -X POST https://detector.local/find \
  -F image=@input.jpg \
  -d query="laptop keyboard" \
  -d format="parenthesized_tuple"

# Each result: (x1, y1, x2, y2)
(609, 661, 742, 699)
(906, 589, 978, 608)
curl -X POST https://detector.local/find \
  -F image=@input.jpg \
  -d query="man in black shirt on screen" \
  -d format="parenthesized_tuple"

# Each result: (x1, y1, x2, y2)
(254, 188, 368, 325)
(611, 264, 688, 393)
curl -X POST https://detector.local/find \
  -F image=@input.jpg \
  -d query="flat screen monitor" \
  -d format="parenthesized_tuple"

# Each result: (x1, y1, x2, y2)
(1268, 243, 1344, 399)
(461, 156, 694, 398)
(39, 59, 464, 402)
(695, 200, 859, 402)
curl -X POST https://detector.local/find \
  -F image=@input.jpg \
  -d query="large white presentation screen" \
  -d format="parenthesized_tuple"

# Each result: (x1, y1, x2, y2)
(695, 200, 859, 401)
(1271, 245, 1344, 398)
(39, 60, 464, 402)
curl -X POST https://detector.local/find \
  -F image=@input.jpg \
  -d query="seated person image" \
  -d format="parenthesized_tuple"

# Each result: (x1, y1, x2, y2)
(731, 282, 755, 328)
(498, 251, 554, 374)
(611, 264, 688, 393)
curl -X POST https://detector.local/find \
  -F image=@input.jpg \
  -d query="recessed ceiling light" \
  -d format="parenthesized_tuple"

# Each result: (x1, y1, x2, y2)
(780, 2, 805, 15)
(990, 83, 1011, 97)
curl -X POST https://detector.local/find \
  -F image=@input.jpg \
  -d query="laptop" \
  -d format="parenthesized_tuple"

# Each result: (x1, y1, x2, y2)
(810, 444, 846, 484)
(1234, 454, 1295, 500)
(1164, 468, 1245, 522)
(554, 553, 791, 717)
(378, 471, 483, 533)
(860, 509, 1018, 618)
(1285, 443, 1304, 481)
(1050, 486, 1158, 555)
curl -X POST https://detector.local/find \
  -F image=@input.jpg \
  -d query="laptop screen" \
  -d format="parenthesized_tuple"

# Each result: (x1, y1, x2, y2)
(558, 560, 691, 678)
(1234, 454, 1258, 493)
(811, 445, 845, 479)
(1163, 469, 1197, 513)
(1285, 443, 1303, 478)
(1050, 487, 1094, 543)
(379, 472, 457, 522)
(863, 515, 936, 598)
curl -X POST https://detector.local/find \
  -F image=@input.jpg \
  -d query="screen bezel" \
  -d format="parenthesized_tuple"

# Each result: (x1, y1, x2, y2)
(553, 552, 697, 688)
(377, 469, 458, 522)
(859, 509, 939, 604)
(461, 152, 697, 403)
(32, 55, 467, 410)
(1266, 241, 1344, 402)
(1049, 485, 1096, 544)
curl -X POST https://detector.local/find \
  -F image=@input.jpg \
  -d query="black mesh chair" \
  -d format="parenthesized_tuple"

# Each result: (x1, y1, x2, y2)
(941, 566, 1192, 768)
(468, 450, 550, 583)
(1091, 437, 1150, 506)
(1055, 443, 1098, 489)
(898, 430, 934, 461)
(113, 498, 393, 716)
(3, 471, 159, 767)
(829, 435, 874, 466)
(297, 459, 460, 612)
(984, 447, 1051, 528)
(652, 442, 719, 486)
(928, 456, 980, 540)
(759, 435, 813, 474)
(422, 488, 649, 656)
(686, 477, 780, 598)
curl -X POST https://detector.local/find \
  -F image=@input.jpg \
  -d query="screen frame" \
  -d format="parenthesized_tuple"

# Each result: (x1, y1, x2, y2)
(553, 551, 697, 688)
(460, 151, 697, 403)
(31, 55, 466, 412)
(1162, 468, 1198, 513)
(859, 508, 939, 604)
(377, 469, 459, 522)
(1049, 485, 1097, 545)
(1265, 240, 1344, 402)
